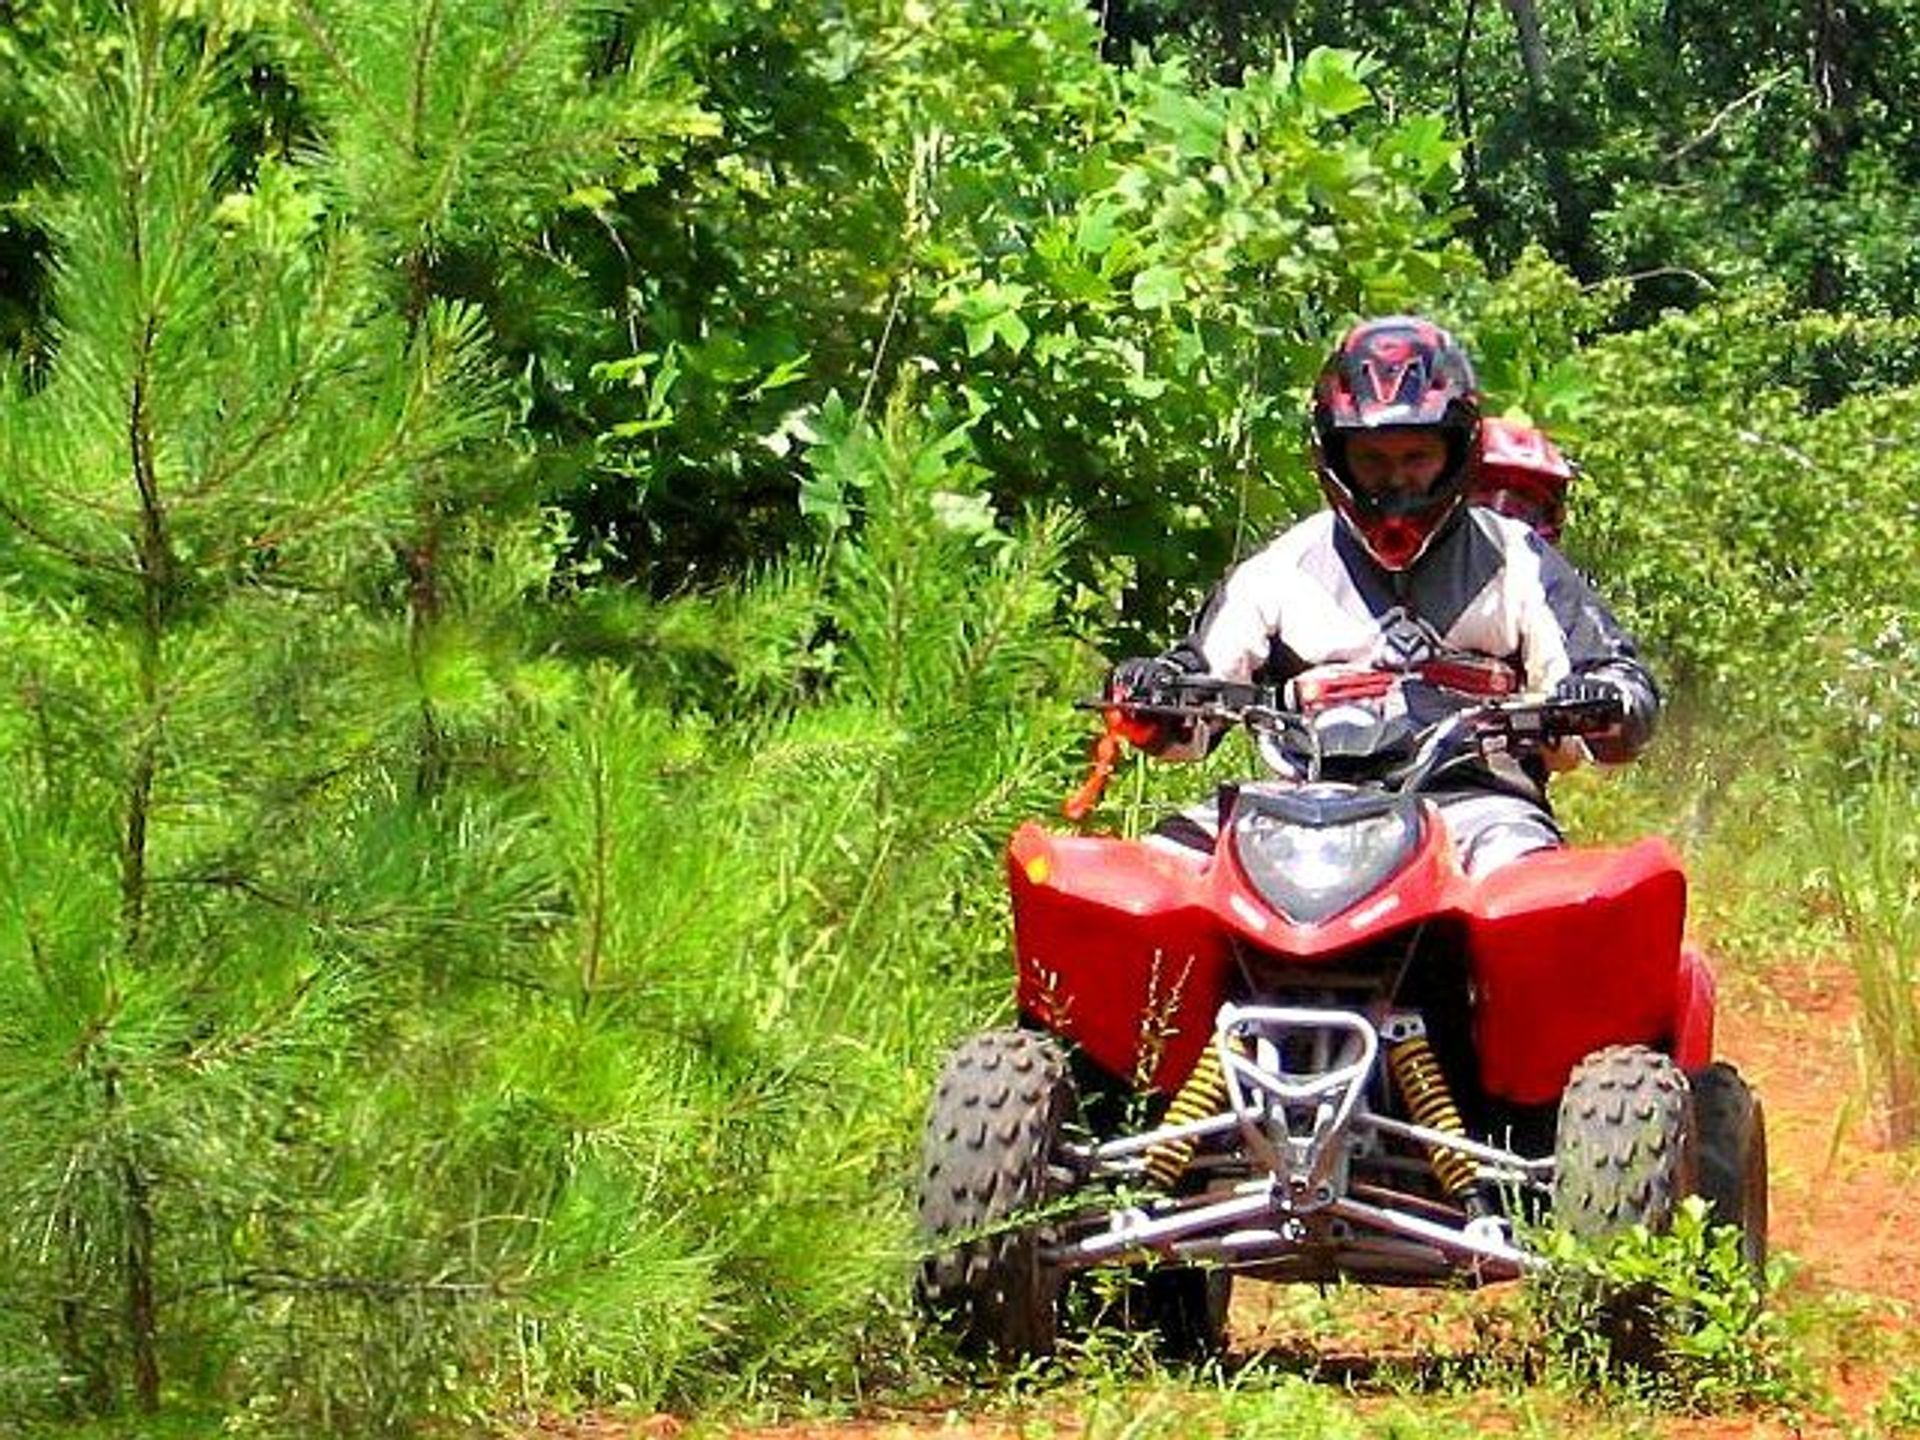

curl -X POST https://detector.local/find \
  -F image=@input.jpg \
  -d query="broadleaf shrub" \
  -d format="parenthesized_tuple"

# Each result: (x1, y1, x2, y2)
(1530, 1198, 1803, 1412)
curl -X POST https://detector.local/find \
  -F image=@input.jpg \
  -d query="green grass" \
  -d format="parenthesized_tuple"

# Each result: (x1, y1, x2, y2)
(1873, 1364, 1920, 1434)
(1805, 769, 1920, 1145)
(567, 1245, 1920, 1440)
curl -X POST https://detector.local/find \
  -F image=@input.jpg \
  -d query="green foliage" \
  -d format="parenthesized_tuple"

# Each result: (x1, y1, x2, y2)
(1441, 248, 1621, 428)
(580, 4, 1466, 628)
(6, 0, 1920, 1431)
(0, 0, 569, 1423)
(4, 13, 1117, 1416)
(1876, 1364, 1920, 1433)
(1126, 0, 1920, 315)
(278, 0, 716, 276)
(1499, 291, 1920, 754)
(1530, 1198, 1802, 1412)
(1572, 0, 1920, 315)
(1, 50, 1089, 1413)
(418, 395, 1085, 1419)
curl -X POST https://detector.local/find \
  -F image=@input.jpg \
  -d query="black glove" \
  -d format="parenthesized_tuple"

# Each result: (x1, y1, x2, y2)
(1550, 674, 1628, 722)
(1105, 654, 1185, 704)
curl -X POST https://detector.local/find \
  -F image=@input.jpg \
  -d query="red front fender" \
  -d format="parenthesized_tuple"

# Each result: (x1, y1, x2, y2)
(1670, 943, 1717, 1072)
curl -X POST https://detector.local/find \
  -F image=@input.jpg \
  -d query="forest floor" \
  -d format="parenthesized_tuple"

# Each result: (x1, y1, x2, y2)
(547, 953, 1920, 1440)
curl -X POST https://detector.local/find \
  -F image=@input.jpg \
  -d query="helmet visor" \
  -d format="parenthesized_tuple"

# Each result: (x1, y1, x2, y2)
(1337, 429, 1456, 503)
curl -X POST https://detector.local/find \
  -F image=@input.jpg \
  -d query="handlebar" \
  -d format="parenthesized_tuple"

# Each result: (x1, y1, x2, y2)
(1073, 674, 1276, 723)
(1386, 693, 1619, 793)
(1085, 675, 1619, 741)
(1064, 674, 1623, 819)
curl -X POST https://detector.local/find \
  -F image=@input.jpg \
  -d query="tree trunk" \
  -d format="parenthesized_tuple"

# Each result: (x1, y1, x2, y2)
(403, 518, 450, 799)
(1210, 0, 1246, 84)
(1502, 0, 1552, 91)
(123, 315, 168, 963)
(1804, 0, 1857, 308)
(1453, 0, 1496, 264)
(402, 255, 451, 799)
(123, 1151, 161, 1412)
(119, 391, 166, 1412)
(1500, 0, 1603, 279)
(120, 117, 172, 1397)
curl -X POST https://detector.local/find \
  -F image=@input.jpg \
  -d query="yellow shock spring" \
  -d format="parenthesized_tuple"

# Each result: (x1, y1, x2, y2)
(1386, 1035, 1478, 1198)
(1143, 1042, 1229, 1189)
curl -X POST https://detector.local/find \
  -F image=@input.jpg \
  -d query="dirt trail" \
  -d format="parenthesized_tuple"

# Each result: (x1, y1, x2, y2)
(1716, 961, 1920, 1310)
(552, 955, 1920, 1440)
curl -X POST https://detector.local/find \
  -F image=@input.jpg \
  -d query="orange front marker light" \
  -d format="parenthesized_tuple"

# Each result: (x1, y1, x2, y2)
(1024, 854, 1052, 886)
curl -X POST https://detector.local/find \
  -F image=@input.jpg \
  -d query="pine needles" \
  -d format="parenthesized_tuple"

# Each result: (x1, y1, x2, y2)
(0, 23, 1085, 1420)
(1, 3, 1120, 1432)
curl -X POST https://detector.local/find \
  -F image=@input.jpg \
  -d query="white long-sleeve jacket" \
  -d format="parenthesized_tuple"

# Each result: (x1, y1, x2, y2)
(1160, 507, 1659, 793)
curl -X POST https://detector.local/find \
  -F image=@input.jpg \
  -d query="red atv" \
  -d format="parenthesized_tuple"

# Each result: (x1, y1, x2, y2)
(915, 674, 1767, 1359)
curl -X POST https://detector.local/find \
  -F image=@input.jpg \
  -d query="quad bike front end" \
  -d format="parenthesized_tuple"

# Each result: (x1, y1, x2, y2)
(915, 684, 1767, 1361)
(916, 1007, 1743, 1361)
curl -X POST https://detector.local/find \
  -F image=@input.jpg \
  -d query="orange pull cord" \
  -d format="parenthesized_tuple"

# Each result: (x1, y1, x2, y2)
(1062, 708, 1128, 821)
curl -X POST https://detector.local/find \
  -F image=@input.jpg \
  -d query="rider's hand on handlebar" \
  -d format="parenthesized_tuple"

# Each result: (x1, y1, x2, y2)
(1105, 654, 1187, 704)
(1102, 655, 1202, 754)
(1549, 674, 1629, 726)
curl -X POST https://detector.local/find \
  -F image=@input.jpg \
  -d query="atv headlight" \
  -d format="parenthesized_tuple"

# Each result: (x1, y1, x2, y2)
(1231, 802, 1420, 926)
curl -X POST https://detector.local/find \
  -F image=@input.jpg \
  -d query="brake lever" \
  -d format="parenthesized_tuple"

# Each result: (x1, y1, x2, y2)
(1064, 684, 1283, 818)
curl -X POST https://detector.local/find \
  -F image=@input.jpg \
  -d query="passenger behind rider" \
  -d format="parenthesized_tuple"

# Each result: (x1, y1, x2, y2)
(1471, 414, 1576, 544)
(1107, 317, 1658, 876)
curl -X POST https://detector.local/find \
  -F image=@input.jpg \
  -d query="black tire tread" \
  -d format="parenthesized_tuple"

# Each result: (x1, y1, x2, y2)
(916, 1029, 1073, 1358)
(1689, 1061, 1769, 1275)
(1553, 1044, 1697, 1239)
(1550, 1046, 1700, 1370)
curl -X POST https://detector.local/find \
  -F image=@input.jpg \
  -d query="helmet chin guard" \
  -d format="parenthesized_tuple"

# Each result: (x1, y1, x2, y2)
(1319, 464, 1467, 572)
(1350, 509, 1441, 571)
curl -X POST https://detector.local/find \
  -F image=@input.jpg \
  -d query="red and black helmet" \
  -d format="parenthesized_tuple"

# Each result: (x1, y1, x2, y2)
(1310, 316, 1482, 571)
(1468, 416, 1575, 544)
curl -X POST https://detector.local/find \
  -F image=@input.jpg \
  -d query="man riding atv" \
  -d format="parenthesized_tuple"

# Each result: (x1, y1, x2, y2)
(1110, 316, 1656, 875)
(913, 318, 1766, 1365)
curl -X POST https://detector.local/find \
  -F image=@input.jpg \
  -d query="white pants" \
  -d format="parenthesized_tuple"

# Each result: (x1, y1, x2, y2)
(1147, 789, 1561, 877)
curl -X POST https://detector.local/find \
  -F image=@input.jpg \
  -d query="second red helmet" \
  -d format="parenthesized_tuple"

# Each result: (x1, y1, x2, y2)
(1469, 416, 1575, 544)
